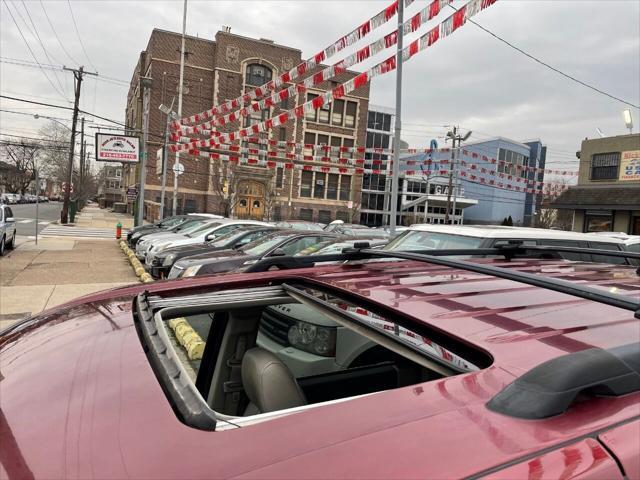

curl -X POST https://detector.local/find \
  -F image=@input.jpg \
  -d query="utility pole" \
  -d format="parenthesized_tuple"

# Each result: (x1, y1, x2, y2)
(173, 0, 188, 216)
(389, 0, 404, 235)
(444, 126, 457, 224)
(79, 118, 85, 199)
(136, 76, 153, 227)
(159, 98, 176, 221)
(61, 66, 96, 224)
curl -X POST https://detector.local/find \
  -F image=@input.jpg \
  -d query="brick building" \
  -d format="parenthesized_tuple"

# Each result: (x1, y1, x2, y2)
(125, 29, 370, 223)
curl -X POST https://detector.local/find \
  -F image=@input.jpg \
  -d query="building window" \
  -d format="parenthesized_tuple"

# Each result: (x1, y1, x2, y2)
(319, 100, 330, 124)
(300, 171, 313, 197)
(314, 173, 326, 199)
(332, 99, 345, 126)
(244, 102, 270, 127)
(299, 208, 313, 221)
(590, 153, 620, 180)
(345, 101, 357, 128)
(336, 211, 349, 222)
(585, 214, 613, 232)
(305, 94, 318, 122)
(318, 210, 332, 224)
(327, 173, 339, 200)
(275, 167, 284, 189)
(279, 128, 287, 142)
(245, 64, 272, 87)
(367, 111, 392, 131)
(339, 175, 351, 201)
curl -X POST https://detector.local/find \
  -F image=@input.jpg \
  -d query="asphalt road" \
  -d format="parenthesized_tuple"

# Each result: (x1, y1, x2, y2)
(7, 201, 62, 238)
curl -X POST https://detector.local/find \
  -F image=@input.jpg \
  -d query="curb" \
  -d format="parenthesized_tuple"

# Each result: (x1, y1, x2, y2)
(119, 239, 154, 284)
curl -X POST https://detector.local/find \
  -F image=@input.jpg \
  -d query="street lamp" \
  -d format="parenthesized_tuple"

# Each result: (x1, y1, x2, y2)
(623, 109, 633, 134)
(159, 100, 176, 220)
(33, 114, 72, 131)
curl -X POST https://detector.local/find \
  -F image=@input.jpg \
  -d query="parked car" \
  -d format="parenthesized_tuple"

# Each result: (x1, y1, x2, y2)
(384, 224, 633, 264)
(275, 220, 324, 231)
(324, 220, 370, 233)
(0, 204, 17, 255)
(134, 217, 225, 260)
(2, 245, 638, 479)
(0, 193, 16, 204)
(295, 236, 388, 257)
(168, 230, 338, 278)
(147, 225, 280, 279)
(126, 214, 219, 247)
(144, 219, 271, 266)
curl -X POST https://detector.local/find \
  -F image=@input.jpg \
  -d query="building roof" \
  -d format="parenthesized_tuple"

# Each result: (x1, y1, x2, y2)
(462, 136, 532, 151)
(551, 184, 640, 210)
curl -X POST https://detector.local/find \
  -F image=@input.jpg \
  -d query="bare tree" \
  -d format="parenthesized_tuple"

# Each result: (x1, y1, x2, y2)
(0, 141, 40, 194)
(37, 121, 71, 184)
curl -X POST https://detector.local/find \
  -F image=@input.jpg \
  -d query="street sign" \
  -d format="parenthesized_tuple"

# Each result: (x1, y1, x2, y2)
(156, 148, 164, 175)
(126, 185, 139, 202)
(95, 133, 140, 163)
(173, 162, 185, 176)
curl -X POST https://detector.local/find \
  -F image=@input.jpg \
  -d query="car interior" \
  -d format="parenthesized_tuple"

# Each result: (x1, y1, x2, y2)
(141, 284, 485, 428)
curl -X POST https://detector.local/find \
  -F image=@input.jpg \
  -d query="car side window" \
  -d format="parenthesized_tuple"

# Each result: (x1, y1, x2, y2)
(538, 239, 587, 261)
(0, 208, 4, 222)
(589, 241, 627, 265)
(212, 225, 240, 238)
(6, 207, 13, 218)
(280, 236, 325, 255)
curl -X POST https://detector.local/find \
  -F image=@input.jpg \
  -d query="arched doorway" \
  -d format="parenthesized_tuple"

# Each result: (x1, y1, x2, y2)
(235, 180, 265, 220)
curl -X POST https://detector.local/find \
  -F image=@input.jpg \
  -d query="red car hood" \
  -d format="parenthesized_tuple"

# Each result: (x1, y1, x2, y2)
(1, 260, 639, 479)
(1, 294, 638, 479)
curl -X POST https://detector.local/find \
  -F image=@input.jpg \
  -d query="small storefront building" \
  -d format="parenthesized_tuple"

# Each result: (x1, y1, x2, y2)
(552, 134, 640, 235)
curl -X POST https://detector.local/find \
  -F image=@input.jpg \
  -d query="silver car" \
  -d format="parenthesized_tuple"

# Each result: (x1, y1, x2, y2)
(0, 204, 17, 256)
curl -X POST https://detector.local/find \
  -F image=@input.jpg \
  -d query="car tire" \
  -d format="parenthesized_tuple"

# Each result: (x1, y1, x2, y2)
(0, 236, 5, 256)
(7, 233, 15, 250)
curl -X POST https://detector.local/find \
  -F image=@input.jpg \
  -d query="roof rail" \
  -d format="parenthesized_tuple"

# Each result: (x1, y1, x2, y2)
(487, 343, 640, 419)
(244, 244, 640, 318)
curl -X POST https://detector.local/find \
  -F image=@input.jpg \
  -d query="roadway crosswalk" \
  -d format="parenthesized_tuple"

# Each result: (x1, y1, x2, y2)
(38, 224, 126, 239)
(16, 218, 52, 225)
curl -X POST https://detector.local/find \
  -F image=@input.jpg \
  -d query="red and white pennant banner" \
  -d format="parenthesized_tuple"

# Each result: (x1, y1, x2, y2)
(461, 150, 577, 176)
(171, 0, 498, 152)
(174, 0, 402, 127)
(175, 0, 454, 135)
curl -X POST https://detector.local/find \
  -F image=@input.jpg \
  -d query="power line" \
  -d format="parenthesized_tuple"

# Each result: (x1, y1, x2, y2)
(1, 0, 68, 102)
(39, 0, 80, 66)
(448, 4, 640, 110)
(18, 0, 69, 99)
(0, 94, 125, 126)
(66, 0, 97, 72)
(0, 58, 129, 87)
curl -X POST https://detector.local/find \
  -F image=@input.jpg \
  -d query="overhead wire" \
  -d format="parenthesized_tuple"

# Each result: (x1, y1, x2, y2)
(1, 0, 68, 102)
(447, 3, 639, 110)
(39, 0, 80, 65)
(66, 0, 97, 73)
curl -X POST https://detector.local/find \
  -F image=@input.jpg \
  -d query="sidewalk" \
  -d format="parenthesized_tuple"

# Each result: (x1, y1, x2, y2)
(0, 236, 138, 329)
(74, 204, 136, 230)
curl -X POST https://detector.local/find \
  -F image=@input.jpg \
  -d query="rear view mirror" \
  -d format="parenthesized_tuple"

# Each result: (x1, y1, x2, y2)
(269, 248, 287, 257)
(6, 217, 15, 223)
(205, 233, 216, 241)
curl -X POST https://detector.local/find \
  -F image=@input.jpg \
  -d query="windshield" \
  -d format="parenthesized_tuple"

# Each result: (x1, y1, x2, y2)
(186, 222, 223, 238)
(208, 228, 254, 247)
(240, 234, 291, 256)
(172, 220, 204, 233)
(159, 217, 185, 228)
(385, 230, 484, 251)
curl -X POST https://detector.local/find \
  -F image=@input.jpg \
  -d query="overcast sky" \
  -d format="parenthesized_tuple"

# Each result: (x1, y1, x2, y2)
(1, 0, 639, 172)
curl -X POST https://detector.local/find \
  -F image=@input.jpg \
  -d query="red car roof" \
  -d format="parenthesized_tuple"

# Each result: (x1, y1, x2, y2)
(1, 258, 638, 479)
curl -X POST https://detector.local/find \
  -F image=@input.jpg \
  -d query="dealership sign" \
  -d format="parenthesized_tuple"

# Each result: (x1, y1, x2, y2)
(95, 133, 140, 163)
(619, 150, 640, 181)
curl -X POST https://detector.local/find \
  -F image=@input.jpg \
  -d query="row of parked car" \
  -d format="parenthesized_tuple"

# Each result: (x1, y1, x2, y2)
(0, 193, 51, 204)
(129, 214, 639, 282)
(2, 213, 639, 479)
(128, 214, 391, 280)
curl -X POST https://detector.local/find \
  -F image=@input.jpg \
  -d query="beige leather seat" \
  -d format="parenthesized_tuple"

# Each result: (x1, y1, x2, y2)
(241, 347, 307, 415)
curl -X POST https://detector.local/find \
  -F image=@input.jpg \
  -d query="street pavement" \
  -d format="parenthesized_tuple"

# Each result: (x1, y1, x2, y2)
(8, 201, 61, 238)
(0, 204, 139, 329)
